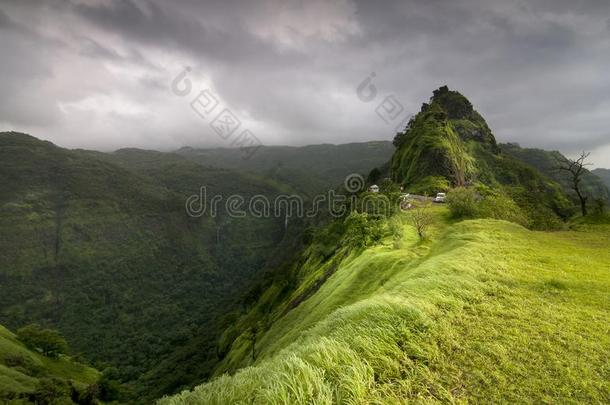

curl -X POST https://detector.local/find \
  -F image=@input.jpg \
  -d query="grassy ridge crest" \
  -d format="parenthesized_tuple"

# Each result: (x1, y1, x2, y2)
(161, 211, 610, 403)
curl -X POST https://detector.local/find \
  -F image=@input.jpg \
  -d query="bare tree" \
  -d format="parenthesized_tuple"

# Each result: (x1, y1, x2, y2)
(555, 151, 592, 216)
(409, 204, 434, 240)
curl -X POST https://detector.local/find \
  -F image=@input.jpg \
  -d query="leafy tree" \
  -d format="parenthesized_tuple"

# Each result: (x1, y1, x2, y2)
(367, 167, 382, 184)
(17, 324, 68, 358)
(98, 367, 122, 401)
(344, 212, 383, 247)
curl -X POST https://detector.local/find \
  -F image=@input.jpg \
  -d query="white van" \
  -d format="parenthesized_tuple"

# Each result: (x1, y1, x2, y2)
(433, 193, 446, 203)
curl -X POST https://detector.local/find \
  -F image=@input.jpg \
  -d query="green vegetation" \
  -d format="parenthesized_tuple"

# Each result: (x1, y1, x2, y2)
(175, 141, 394, 196)
(0, 131, 397, 402)
(157, 87, 610, 403)
(161, 208, 610, 404)
(446, 187, 529, 227)
(593, 168, 610, 190)
(391, 94, 476, 189)
(0, 323, 100, 403)
(0, 132, 301, 401)
(504, 145, 610, 203)
(390, 86, 609, 229)
(17, 324, 69, 358)
(2, 99, 609, 404)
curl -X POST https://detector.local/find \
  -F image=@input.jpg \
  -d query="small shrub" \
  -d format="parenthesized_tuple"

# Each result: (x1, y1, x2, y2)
(477, 194, 529, 227)
(446, 187, 478, 219)
(29, 378, 72, 404)
(409, 204, 434, 240)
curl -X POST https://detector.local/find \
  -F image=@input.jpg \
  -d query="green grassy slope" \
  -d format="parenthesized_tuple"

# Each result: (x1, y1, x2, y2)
(0, 324, 99, 402)
(161, 208, 610, 404)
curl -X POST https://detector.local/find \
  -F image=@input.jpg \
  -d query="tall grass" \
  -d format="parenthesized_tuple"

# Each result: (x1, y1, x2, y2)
(160, 216, 610, 404)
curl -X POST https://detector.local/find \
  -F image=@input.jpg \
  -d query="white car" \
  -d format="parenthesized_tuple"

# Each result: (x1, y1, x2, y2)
(433, 192, 446, 203)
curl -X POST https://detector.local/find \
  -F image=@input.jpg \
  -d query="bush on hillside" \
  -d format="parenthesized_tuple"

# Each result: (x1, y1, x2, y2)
(28, 378, 72, 404)
(477, 194, 529, 227)
(409, 205, 434, 240)
(98, 367, 123, 401)
(17, 324, 68, 358)
(446, 187, 478, 218)
(343, 212, 383, 248)
(448, 187, 531, 228)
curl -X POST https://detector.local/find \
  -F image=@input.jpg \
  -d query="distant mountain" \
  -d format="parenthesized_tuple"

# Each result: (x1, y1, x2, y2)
(175, 141, 394, 196)
(501, 145, 610, 202)
(0, 323, 99, 402)
(592, 168, 610, 190)
(391, 85, 496, 190)
(390, 86, 577, 228)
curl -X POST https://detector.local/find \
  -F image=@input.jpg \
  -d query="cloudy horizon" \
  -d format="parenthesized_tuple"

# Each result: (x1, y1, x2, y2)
(1, 0, 609, 167)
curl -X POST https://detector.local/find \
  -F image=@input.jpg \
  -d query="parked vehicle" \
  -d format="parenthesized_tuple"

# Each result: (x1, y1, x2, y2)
(433, 192, 446, 203)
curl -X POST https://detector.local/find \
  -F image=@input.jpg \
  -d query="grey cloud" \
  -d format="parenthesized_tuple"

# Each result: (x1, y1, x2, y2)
(0, 0, 609, 167)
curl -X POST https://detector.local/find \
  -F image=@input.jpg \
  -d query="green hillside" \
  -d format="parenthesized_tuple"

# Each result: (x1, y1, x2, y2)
(502, 144, 610, 203)
(0, 132, 296, 401)
(161, 208, 610, 404)
(2, 124, 608, 404)
(391, 87, 479, 189)
(389, 87, 610, 228)
(0, 323, 99, 403)
(593, 168, 610, 190)
(175, 141, 394, 196)
(160, 87, 610, 404)
(1, 132, 396, 402)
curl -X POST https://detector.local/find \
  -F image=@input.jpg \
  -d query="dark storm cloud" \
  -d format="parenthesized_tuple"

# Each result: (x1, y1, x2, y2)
(71, 0, 306, 67)
(0, 0, 609, 166)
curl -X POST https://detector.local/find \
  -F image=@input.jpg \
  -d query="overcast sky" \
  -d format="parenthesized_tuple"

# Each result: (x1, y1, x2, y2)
(1, 0, 609, 167)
